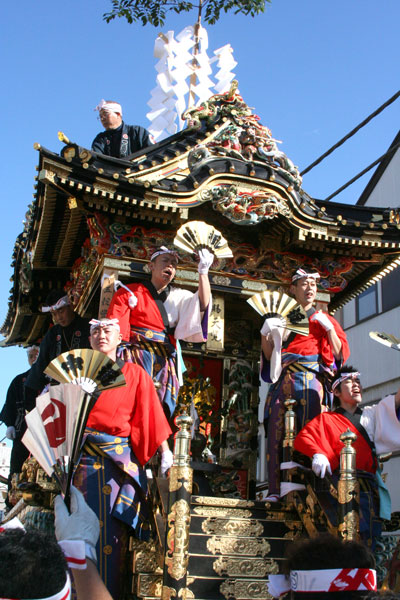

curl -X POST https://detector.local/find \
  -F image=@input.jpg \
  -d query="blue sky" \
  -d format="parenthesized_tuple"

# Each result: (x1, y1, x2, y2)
(1, 0, 399, 441)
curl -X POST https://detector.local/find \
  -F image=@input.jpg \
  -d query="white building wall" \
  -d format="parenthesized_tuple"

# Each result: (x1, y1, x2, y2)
(344, 306, 400, 401)
(361, 149, 400, 208)
(343, 142, 400, 514)
(382, 455, 400, 513)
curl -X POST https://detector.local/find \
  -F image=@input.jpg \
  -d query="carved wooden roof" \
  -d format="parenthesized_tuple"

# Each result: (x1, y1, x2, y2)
(2, 87, 400, 345)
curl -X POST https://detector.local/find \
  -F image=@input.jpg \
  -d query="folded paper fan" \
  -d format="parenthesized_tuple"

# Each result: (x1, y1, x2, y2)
(45, 348, 126, 391)
(174, 220, 233, 258)
(247, 290, 310, 336)
(369, 331, 400, 352)
(22, 383, 89, 494)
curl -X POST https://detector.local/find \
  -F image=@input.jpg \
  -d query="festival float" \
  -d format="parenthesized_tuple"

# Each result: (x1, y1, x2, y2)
(2, 50, 400, 599)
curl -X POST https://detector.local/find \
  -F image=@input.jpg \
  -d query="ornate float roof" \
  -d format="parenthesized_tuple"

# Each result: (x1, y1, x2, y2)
(2, 83, 400, 345)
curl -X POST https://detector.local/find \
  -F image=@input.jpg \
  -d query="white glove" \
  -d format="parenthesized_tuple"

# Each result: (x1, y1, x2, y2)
(54, 486, 99, 561)
(6, 426, 16, 440)
(197, 248, 215, 274)
(72, 376, 97, 394)
(260, 317, 284, 337)
(312, 453, 332, 478)
(311, 311, 334, 332)
(160, 449, 173, 476)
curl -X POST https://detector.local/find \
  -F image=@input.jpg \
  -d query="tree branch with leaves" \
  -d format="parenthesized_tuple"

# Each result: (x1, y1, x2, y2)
(103, 0, 269, 27)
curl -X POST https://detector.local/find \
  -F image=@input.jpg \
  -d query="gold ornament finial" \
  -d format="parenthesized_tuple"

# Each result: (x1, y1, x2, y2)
(58, 131, 70, 144)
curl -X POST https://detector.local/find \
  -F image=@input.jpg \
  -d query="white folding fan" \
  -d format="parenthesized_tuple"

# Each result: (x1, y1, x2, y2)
(247, 290, 310, 336)
(45, 348, 126, 391)
(174, 220, 233, 259)
(369, 331, 400, 352)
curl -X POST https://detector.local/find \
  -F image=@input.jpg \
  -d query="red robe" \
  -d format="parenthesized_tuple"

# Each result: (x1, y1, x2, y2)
(86, 362, 171, 466)
(107, 283, 166, 342)
(294, 411, 375, 473)
(284, 313, 350, 366)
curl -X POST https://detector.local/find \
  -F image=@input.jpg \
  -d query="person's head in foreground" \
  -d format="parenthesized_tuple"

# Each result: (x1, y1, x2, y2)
(290, 266, 320, 310)
(269, 533, 378, 599)
(89, 318, 121, 361)
(332, 365, 362, 410)
(0, 527, 69, 599)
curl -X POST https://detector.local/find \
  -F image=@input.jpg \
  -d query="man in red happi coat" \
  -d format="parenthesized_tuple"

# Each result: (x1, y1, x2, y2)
(294, 365, 400, 545)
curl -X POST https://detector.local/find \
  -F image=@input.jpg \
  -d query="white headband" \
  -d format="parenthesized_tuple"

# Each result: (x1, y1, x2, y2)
(0, 521, 74, 600)
(332, 371, 361, 392)
(291, 268, 320, 283)
(268, 568, 376, 596)
(89, 318, 120, 333)
(150, 246, 179, 262)
(41, 295, 70, 313)
(94, 99, 122, 115)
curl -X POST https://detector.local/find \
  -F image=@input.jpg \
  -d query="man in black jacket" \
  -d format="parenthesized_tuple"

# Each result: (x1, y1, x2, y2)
(0, 346, 39, 504)
(24, 290, 91, 394)
(92, 99, 153, 158)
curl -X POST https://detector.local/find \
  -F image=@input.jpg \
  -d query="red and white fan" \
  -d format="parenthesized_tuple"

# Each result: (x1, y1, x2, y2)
(22, 384, 87, 493)
(23, 349, 126, 504)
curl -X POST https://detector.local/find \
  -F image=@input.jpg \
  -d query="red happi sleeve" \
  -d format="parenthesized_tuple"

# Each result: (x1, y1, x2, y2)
(294, 413, 345, 471)
(107, 287, 132, 341)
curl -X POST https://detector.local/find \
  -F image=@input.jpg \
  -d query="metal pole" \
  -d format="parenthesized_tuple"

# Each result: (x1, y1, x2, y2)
(162, 412, 193, 600)
(338, 429, 360, 541)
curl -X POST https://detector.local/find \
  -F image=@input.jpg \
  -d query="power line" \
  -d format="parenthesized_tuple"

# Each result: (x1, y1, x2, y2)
(301, 89, 400, 176)
(324, 141, 400, 202)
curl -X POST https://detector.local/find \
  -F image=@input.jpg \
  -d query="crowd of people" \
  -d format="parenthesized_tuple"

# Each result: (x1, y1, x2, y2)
(0, 104, 399, 597)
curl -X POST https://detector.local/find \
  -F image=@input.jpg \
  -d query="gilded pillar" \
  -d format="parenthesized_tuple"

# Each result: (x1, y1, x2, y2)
(281, 399, 297, 504)
(162, 413, 193, 600)
(282, 399, 297, 463)
(338, 429, 360, 541)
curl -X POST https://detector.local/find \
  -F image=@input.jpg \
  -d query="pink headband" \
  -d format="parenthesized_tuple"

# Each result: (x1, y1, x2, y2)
(291, 268, 320, 283)
(332, 371, 361, 392)
(150, 246, 179, 262)
(41, 295, 70, 313)
(268, 568, 376, 596)
(89, 318, 120, 333)
(94, 99, 122, 115)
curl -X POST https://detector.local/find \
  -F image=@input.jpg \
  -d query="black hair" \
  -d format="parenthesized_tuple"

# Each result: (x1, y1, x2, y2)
(332, 364, 360, 408)
(44, 289, 68, 307)
(0, 528, 67, 598)
(284, 533, 375, 599)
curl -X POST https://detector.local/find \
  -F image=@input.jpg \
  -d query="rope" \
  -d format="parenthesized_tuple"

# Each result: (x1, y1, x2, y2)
(324, 141, 400, 202)
(301, 90, 400, 176)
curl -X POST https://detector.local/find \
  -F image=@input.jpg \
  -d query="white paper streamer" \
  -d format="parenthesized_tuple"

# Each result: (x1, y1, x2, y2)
(213, 44, 237, 94)
(147, 25, 238, 140)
